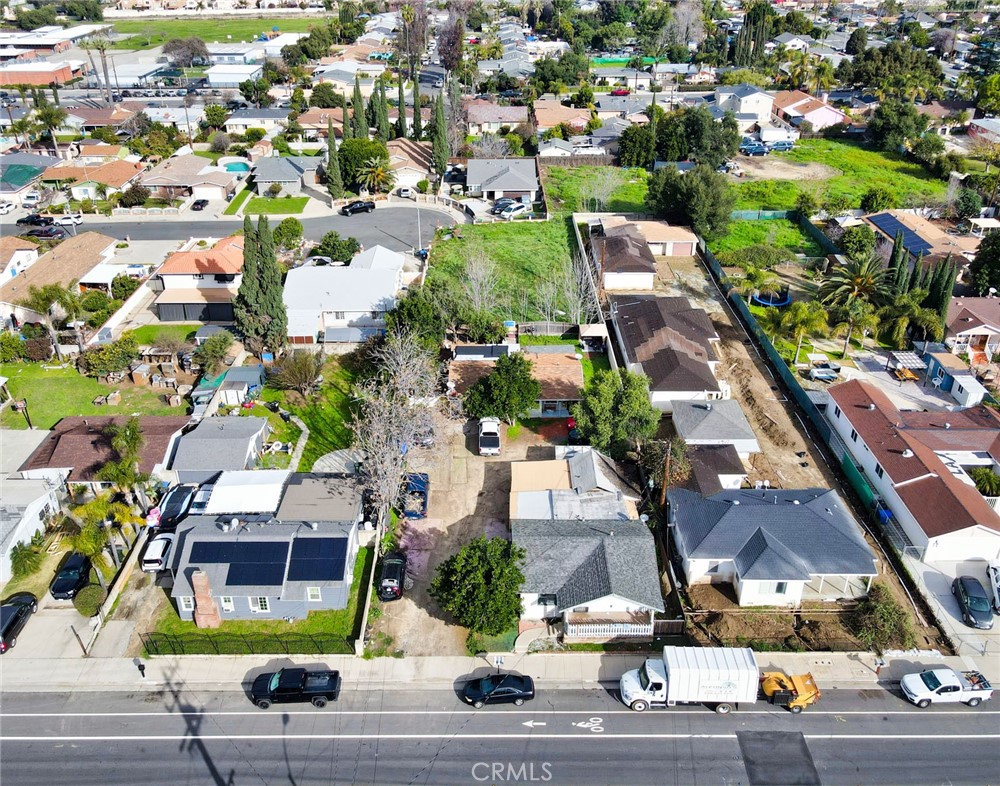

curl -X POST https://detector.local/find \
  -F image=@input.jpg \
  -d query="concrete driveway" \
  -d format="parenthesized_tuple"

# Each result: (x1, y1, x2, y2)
(3, 599, 91, 659)
(906, 556, 1000, 659)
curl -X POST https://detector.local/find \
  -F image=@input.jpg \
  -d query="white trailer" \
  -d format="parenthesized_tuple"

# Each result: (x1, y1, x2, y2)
(620, 646, 760, 714)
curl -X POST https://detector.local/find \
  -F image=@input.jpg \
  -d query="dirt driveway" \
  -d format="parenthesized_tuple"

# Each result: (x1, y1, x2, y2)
(374, 412, 553, 657)
(737, 155, 839, 181)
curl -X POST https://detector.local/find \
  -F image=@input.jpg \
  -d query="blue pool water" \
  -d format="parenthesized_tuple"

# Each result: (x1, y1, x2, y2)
(224, 162, 251, 172)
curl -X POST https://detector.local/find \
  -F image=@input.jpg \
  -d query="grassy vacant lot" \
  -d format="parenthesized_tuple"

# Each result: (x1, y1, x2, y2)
(129, 324, 201, 346)
(543, 166, 649, 214)
(150, 547, 373, 644)
(245, 196, 309, 215)
(0, 363, 174, 430)
(710, 218, 824, 257)
(111, 17, 328, 49)
(734, 139, 948, 211)
(259, 357, 355, 471)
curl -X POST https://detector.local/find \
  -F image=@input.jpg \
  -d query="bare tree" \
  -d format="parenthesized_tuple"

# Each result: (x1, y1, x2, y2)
(367, 328, 438, 400)
(534, 275, 560, 324)
(930, 28, 956, 57)
(586, 167, 625, 212)
(561, 259, 599, 325)
(471, 133, 511, 159)
(463, 244, 498, 314)
(439, 14, 466, 73)
(271, 350, 325, 397)
(667, 0, 705, 46)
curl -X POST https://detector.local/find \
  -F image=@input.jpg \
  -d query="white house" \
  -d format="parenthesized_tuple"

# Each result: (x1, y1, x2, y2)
(668, 487, 878, 607)
(465, 158, 539, 201)
(538, 138, 574, 158)
(0, 237, 39, 285)
(224, 108, 290, 135)
(205, 42, 259, 64)
(206, 64, 263, 89)
(592, 223, 656, 291)
(0, 428, 59, 584)
(944, 297, 1000, 365)
(153, 235, 243, 323)
(714, 84, 775, 130)
(826, 379, 1000, 563)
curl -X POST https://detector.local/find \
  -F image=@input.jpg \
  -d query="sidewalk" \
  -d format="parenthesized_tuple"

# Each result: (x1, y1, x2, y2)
(0, 650, 981, 694)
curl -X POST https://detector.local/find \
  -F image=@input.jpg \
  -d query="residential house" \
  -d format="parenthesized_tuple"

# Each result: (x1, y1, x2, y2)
(668, 487, 878, 606)
(40, 160, 144, 201)
(971, 118, 1000, 144)
(851, 94, 880, 116)
(464, 100, 530, 135)
(465, 158, 539, 201)
(259, 33, 307, 59)
(714, 84, 774, 132)
(629, 220, 698, 257)
(448, 344, 585, 418)
(224, 108, 290, 135)
(593, 95, 649, 123)
(63, 106, 135, 133)
(916, 100, 975, 136)
(143, 153, 239, 202)
(167, 416, 270, 484)
(532, 98, 590, 134)
(0, 151, 60, 204)
(0, 428, 59, 583)
(205, 64, 263, 89)
(283, 254, 402, 344)
(568, 117, 630, 156)
(609, 295, 726, 412)
(144, 104, 206, 137)
(593, 66, 653, 91)
(385, 139, 433, 189)
(687, 445, 748, 496)
(72, 142, 128, 165)
(671, 400, 761, 458)
(170, 472, 363, 623)
(153, 235, 244, 322)
(514, 518, 664, 640)
(538, 138, 574, 157)
(252, 155, 320, 196)
(19, 415, 190, 490)
(477, 52, 535, 79)
(592, 223, 658, 291)
(769, 32, 815, 52)
(205, 42, 258, 64)
(944, 297, 1000, 365)
(296, 107, 345, 140)
(863, 210, 979, 263)
(311, 66, 379, 100)
(509, 446, 641, 521)
(826, 379, 1000, 562)
(0, 236, 39, 285)
(772, 90, 849, 131)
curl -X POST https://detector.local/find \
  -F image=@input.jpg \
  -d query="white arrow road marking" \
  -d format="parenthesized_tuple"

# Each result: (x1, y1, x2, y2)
(522, 720, 547, 728)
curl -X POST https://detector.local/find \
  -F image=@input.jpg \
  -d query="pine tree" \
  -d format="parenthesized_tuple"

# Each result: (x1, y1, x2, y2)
(432, 91, 448, 175)
(255, 216, 288, 352)
(924, 258, 946, 309)
(233, 216, 263, 353)
(352, 77, 366, 138)
(326, 119, 344, 200)
(377, 80, 391, 141)
(411, 74, 423, 139)
(938, 258, 957, 325)
(396, 73, 407, 139)
(342, 103, 352, 140)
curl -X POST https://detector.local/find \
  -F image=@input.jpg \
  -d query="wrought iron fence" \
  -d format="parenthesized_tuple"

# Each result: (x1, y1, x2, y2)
(141, 632, 352, 656)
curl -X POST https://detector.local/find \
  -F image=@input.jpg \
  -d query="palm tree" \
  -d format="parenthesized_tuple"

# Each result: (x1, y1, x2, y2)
(11, 117, 38, 150)
(68, 522, 111, 586)
(757, 306, 787, 341)
(784, 300, 829, 365)
(104, 416, 144, 461)
(357, 156, 396, 193)
(819, 252, 892, 312)
(832, 298, 880, 359)
(72, 493, 143, 575)
(36, 104, 68, 158)
(723, 265, 782, 299)
(876, 289, 944, 349)
(54, 283, 86, 354)
(808, 60, 835, 95)
(786, 50, 811, 89)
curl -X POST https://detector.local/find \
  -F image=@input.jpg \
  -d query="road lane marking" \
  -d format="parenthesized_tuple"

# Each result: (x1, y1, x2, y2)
(1, 733, 997, 742)
(3, 709, 997, 718)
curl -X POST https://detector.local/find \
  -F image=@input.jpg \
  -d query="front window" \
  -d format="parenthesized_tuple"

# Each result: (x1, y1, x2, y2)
(251, 596, 270, 612)
(307, 587, 322, 602)
(638, 663, 650, 692)
(179, 596, 195, 611)
(268, 672, 280, 692)
(775, 582, 788, 595)
(967, 594, 991, 613)
(221, 596, 234, 612)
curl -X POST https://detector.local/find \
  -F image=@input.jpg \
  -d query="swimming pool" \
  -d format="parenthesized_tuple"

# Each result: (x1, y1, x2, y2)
(224, 161, 251, 172)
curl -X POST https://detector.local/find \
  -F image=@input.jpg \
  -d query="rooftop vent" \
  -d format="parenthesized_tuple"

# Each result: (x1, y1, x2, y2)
(792, 499, 800, 505)
(902, 448, 914, 458)
(309, 522, 318, 531)
(944, 422, 952, 429)
(868, 403, 876, 411)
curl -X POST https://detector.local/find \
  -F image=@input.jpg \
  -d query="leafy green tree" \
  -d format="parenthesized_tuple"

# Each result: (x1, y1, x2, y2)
(341, 102, 352, 140)
(723, 265, 781, 298)
(783, 300, 829, 365)
(36, 104, 68, 158)
(910, 133, 945, 167)
(969, 231, 1000, 295)
(204, 103, 228, 129)
(462, 352, 541, 425)
(618, 123, 654, 169)
(645, 164, 735, 239)
(239, 78, 273, 108)
(385, 283, 454, 351)
(866, 99, 929, 151)
(338, 137, 389, 190)
(79, 334, 139, 376)
(118, 184, 150, 208)
(978, 74, 1000, 116)
(795, 189, 818, 218)
(970, 467, 1000, 497)
(311, 230, 361, 261)
(432, 91, 448, 176)
(376, 79, 391, 141)
(820, 252, 892, 313)
(273, 217, 304, 249)
(845, 27, 868, 55)
(324, 121, 344, 200)
(888, 231, 910, 295)
(831, 299, 880, 358)
(10, 541, 43, 579)
(253, 217, 287, 353)
(840, 225, 877, 259)
(954, 188, 983, 221)
(859, 187, 896, 214)
(309, 82, 344, 108)
(877, 289, 943, 348)
(571, 369, 659, 456)
(233, 216, 262, 347)
(270, 349, 325, 396)
(429, 536, 525, 636)
(194, 329, 234, 374)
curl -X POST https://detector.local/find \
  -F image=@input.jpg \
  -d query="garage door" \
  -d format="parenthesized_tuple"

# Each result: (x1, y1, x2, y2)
(192, 186, 223, 201)
(671, 242, 695, 256)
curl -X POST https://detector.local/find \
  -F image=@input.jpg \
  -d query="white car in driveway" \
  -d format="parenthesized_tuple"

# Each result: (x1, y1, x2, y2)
(53, 213, 83, 226)
(478, 417, 502, 456)
(142, 533, 176, 573)
(0, 202, 15, 215)
(500, 203, 528, 220)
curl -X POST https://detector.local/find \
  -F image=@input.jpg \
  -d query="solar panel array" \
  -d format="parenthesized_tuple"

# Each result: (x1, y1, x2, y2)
(189, 541, 289, 587)
(287, 538, 348, 582)
(868, 213, 933, 256)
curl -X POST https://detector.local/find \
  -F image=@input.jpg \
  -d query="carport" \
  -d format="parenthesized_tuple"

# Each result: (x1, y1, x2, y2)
(155, 289, 235, 322)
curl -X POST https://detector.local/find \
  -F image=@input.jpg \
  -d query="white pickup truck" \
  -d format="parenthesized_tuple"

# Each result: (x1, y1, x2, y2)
(900, 668, 993, 708)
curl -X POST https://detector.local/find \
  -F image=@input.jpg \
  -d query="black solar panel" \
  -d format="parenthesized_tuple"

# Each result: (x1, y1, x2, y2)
(868, 213, 933, 256)
(286, 537, 348, 582)
(227, 562, 286, 586)
(189, 541, 287, 565)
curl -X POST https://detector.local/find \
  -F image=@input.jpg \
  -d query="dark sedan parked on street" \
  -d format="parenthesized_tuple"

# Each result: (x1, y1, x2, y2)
(49, 552, 91, 600)
(0, 593, 37, 654)
(953, 575, 994, 630)
(22, 227, 66, 240)
(15, 214, 53, 227)
(341, 200, 375, 216)
(462, 673, 535, 708)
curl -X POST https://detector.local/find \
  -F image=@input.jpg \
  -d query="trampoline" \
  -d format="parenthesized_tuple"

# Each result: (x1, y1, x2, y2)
(750, 286, 791, 307)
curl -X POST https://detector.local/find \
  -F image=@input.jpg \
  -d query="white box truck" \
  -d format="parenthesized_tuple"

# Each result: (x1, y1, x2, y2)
(620, 646, 760, 714)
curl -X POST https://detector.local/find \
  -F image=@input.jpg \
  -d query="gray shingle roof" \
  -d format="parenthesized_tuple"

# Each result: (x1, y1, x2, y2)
(466, 158, 538, 192)
(253, 156, 312, 182)
(513, 519, 664, 612)
(668, 488, 877, 581)
(169, 416, 269, 472)
(671, 400, 758, 445)
(227, 108, 290, 121)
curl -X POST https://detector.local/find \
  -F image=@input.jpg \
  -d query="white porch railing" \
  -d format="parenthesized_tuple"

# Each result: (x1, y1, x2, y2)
(563, 621, 653, 639)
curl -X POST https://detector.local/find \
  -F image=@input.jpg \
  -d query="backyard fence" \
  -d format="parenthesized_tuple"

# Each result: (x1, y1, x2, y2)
(519, 321, 575, 337)
(141, 632, 353, 656)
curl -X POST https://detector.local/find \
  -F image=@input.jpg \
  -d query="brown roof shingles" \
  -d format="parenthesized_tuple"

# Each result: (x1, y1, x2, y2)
(0, 232, 116, 306)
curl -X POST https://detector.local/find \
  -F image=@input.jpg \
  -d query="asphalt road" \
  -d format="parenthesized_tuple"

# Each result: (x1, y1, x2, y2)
(1, 687, 997, 785)
(31, 207, 455, 252)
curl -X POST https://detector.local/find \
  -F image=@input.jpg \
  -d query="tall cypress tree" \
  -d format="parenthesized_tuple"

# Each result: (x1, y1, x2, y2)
(938, 257, 957, 325)
(377, 80, 391, 141)
(352, 77, 366, 138)
(233, 216, 263, 353)
(432, 91, 448, 175)
(924, 259, 946, 309)
(326, 119, 344, 200)
(396, 73, 407, 139)
(255, 216, 287, 352)
(889, 231, 907, 294)
(342, 103, 353, 140)
(909, 253, 928, 292)
(411, 74, 423, 139)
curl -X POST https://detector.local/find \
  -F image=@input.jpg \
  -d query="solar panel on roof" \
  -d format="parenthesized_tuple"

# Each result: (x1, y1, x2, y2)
(227, 562, 286, 586)
(286, 537, 348, 582)
(868, 214, 933, 256)
(189, 541, 287, 564)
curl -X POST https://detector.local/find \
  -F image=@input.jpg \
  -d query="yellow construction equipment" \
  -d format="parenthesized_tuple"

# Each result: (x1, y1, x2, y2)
(760, 672, 821, 713)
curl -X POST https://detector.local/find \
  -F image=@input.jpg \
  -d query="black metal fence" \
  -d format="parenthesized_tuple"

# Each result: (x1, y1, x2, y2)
(141, 632, 353, 656)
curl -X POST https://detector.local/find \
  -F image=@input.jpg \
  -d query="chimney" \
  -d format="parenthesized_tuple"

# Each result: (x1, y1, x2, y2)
(191, 570, 222, 629)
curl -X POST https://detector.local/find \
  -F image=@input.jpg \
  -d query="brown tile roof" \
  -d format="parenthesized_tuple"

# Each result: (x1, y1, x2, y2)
(44, 160, 143, 189)
(448, 350, 584, 402)
(77, 143, 125, 157)
(596, 225, 657, 275)
(464, 99, 530, 125)
(0, 232, 116, 306)
(772, 89, 813, 111)
(386, 139, 433, 174)
(0, 236, 37, 272)
(946, 297, 1000, 335)
(532, 98, 590, 130)
(828, 379, 1000, 537)
(20, 415, 191, 480)
(296, 107, 346, 130)
(67, 106, 135, 127)
(157, 236, 244, 276)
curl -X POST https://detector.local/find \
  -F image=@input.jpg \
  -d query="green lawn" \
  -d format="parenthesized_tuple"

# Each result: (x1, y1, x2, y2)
(734, 139, 949, 211)
(710, 219, 824, 257)
(0, 363, 175, 430)
(259, 357, 356, 471)
(581, 350, 611, 384)
(129, 324, 201, 346)
(149, 547, 373, 645)
(110, 17, 329, 49)
(244, 196, 309, 215)
(223, 187, 252, 216)
(194, 150, 223, 164)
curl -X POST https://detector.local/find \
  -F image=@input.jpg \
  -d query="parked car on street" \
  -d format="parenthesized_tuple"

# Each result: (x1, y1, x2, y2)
(191, 199, 209, 211)
(900, 668, 993, 708)
(251, 667, 342, 709)
(0, 593, 37, 654)
(341, 200, 375, 216)
(500, 203, 528, 220)
(53, 213, 83, 226)
(142, 532, 176, 573)
(377, 552, 408, 601)
(0, 201, 14, 214)
(953, 575, 994, 629)
(16, 214, 53, 227)
(22, 227, 66, 240)
(49, 552, 91, 600)
(610, 87, 631, 96)
(478, 417, 501, 456)
(462, 673, 535, 708)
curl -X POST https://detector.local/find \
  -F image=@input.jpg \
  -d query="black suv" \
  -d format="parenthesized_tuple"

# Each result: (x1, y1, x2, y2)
(16, 214, 53, 227)
(49, 552, 91, 600)
(341, 200, 375, 216)
(0, 593, 37, 653)
(377, 552, 407, 601)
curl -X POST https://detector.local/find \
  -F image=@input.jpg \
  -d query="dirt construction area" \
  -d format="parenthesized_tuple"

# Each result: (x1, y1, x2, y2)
(736, 155, 839, 181)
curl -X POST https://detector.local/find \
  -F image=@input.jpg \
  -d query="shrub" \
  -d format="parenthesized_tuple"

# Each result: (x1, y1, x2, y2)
(840, 225, 877, 259)
(9, 541, 43, 578)
(111, 274, 140, 300)
(860, 187, 895, 214)
(21, 322, 47, 339)
(847, 583, 916, 653)
(465, 311, 505, 343)
(79, 333, 139, 376)
(118, 184, 150, 208)
(81, 290, 110, 312)
(73, 583, 107, 617)
(416, 178, 430, 194)
(267, 182, 283, 198)
(243, 128, 266, 144)
(715, 244, 796, 269)
(23, 336, 52, 361)
(273, 217, 304, 249)
(209, 131, 231, 153)
(0, 331, 25, 362)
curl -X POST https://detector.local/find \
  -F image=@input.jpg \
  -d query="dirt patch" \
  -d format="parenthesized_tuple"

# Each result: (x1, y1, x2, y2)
(110, 569, 170, 657)
(738, 156, 839, 181)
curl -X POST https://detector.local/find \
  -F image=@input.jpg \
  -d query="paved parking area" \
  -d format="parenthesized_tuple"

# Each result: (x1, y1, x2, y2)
(4, 601, 91, 659)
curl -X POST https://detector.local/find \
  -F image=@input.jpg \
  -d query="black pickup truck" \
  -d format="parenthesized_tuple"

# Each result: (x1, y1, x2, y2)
(250, 667, 342, 709)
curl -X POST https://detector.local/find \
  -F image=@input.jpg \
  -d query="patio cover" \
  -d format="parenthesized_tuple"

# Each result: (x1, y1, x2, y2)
(887, 351, 927, 370)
